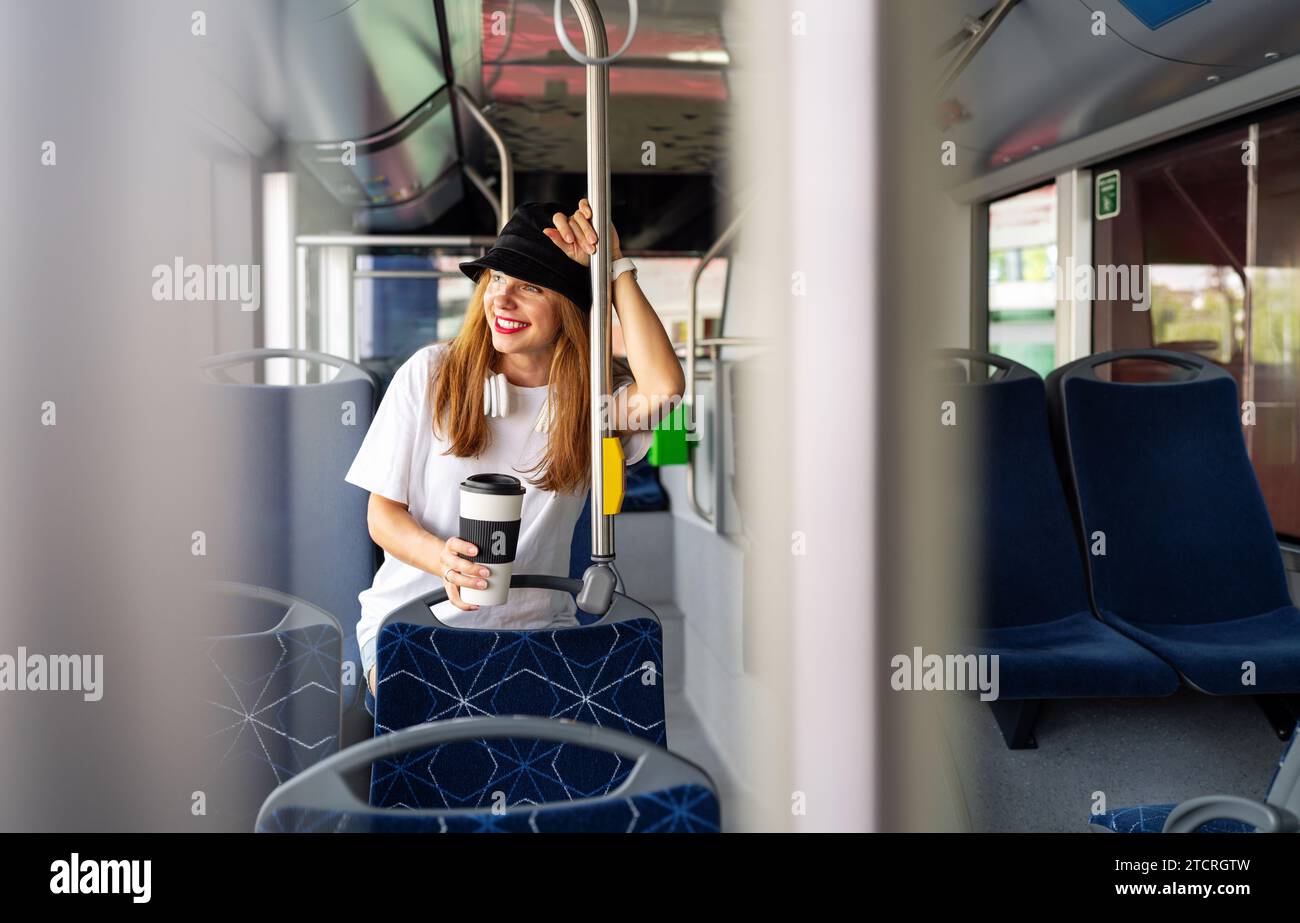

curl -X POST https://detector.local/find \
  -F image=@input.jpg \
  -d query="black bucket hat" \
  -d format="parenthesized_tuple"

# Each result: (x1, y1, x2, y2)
(459, 202, 592, 310)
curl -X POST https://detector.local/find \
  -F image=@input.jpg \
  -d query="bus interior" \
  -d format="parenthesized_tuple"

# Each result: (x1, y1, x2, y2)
(4, 0, 1300, 843)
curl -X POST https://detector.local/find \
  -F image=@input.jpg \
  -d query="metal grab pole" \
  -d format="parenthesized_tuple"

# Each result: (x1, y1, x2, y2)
(685, 205, 748, 524)
(568, 0, 613, 563)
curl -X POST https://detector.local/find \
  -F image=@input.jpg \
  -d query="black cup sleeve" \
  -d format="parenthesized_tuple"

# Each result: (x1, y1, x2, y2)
(458, 517, 521, 564)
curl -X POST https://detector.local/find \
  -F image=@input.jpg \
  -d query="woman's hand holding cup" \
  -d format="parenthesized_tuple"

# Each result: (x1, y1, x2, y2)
(438, 536, 486, 611)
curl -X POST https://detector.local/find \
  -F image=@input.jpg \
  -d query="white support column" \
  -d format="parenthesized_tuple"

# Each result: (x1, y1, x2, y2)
(786, 0, 876, 833)
(319, 245, 355, 374)
(261, 171, 296, 384)
(1055, 169, 1093, 366)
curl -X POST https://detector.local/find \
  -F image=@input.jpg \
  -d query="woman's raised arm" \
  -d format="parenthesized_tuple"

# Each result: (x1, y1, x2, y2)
(545, 199, 686, 430)
(609, 264, 686, 429)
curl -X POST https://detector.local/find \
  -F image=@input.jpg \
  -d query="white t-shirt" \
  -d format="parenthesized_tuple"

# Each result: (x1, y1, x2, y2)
(344, 342, 652, 674)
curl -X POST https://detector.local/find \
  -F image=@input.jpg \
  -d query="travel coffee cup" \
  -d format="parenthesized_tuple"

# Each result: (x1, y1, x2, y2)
(458, 473, 526, 606)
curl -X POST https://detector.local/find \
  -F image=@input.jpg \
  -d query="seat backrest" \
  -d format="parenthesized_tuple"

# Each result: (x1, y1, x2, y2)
(371, 576, 666, 808)
(1046, 349, 1291, 625)
(939, 350, 1093, 628)
(200, 581, 342, 830)
(199, 349, 379, 708)
(256, 716, 719, 833)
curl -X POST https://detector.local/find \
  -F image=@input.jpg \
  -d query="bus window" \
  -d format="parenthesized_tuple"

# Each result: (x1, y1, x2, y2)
(988, 183, 1057, 378)
(352, 253, 477, 377)
(1093, 104, 1300, 538)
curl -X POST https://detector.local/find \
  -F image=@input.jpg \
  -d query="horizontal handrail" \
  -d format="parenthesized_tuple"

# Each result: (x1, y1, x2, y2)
(255, 715, 715, 827)
(352, 270, 464, 280)
(296, 234, 497, 247)
(674, 336, 769, 356)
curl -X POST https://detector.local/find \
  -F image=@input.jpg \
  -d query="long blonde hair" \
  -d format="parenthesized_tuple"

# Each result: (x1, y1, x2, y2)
(429, 272, 594, 495)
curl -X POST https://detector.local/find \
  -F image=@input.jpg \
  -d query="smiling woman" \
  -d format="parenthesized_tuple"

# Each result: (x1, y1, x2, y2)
(344, 199, 684, 700)
(485, 270, 564, 358)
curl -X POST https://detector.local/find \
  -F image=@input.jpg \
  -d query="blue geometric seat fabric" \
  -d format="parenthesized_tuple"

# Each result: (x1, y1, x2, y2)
(1089, 804, 1254, 834)
(371, 619, 666, 809)
(1050, 358, 1300, 695)
(1090, 720, 1299, 833)
(257, 782, 719, 833)
(200, 353, 378, 710)
(201, 624, 341, 826)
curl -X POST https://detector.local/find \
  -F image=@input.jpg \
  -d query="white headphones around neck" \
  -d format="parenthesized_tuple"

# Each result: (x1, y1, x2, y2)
(484, 372, 551, 433)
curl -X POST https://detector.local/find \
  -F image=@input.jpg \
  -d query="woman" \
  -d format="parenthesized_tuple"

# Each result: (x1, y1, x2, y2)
(344, 200, 685, 708)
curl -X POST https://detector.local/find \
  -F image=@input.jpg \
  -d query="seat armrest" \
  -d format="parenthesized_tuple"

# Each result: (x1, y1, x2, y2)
(1162, 795, 1300, 833)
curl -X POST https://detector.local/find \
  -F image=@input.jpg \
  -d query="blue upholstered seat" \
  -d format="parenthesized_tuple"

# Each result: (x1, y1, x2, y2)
(1046, 350, 1300, 696)
(1090, 804, 1254, 834)
(199, 349, 380, 711)
(256, 716, 719, 833)
(370, 576, 666, 809)
(200, 582, 342, 829)
(970, 612, 1178, 700)
(945, 352, 1179, 707)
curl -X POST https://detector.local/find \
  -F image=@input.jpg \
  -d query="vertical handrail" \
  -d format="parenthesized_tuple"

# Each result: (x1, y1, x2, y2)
(1244, 122, 1259, 460)
(685, 206, 747, 524)
(567, 0, 614, 562)
(463, 165, 502, 229)
(453, 85, 514, 232)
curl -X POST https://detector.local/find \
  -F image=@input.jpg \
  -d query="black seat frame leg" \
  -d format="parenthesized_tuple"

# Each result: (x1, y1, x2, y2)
(989, 699, 1041, 749)
(1254, 694, 1300, 740)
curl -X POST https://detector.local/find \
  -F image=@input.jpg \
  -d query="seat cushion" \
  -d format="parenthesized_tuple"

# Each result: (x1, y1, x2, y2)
(1103, 605, 1300, 695)
(1090, 804, 1254, 834)
(969, 611, 1180, 700)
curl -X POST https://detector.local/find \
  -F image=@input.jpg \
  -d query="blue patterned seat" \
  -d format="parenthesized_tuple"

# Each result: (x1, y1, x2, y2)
(256, 716, 720, 833)
(371, 576, 666, 809)
(1091, 722, 1300, 833)
(1090, 804, 1254, 834)
(200, 582, 342, 829)
(198, 349, 380, 711)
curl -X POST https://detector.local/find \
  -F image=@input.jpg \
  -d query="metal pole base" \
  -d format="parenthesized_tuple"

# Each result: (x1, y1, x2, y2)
(576, 562, 617, 615)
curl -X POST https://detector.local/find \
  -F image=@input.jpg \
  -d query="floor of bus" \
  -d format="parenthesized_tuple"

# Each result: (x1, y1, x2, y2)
(656, 600, 738, 831)
(945, 688, 1285, 832)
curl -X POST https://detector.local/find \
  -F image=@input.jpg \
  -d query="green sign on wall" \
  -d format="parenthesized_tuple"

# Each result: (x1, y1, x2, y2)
(1096, 169, 1121, 220)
